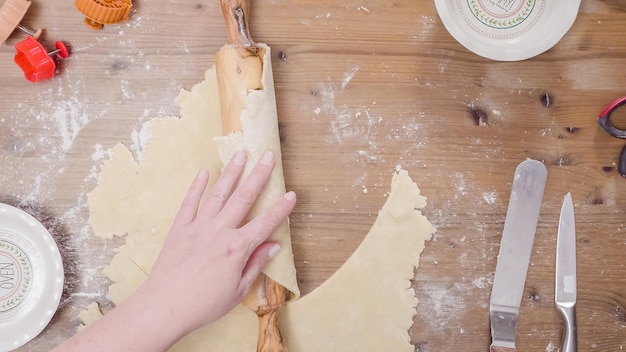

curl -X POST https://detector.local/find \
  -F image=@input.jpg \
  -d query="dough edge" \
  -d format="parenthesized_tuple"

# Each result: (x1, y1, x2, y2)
(81, 58, 435, 351)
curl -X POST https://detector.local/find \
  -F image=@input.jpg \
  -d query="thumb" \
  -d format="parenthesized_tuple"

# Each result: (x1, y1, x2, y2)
(239, 243, 281, 295)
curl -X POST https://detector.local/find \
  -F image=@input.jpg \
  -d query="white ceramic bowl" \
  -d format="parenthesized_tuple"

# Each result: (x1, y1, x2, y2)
(435, 0, 581, 61)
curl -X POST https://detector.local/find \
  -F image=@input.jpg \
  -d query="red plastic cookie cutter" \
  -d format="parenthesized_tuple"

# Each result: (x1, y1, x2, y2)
(14, 36, 69, 82)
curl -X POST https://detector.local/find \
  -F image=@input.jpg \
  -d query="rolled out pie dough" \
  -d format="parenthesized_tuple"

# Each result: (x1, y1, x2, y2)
(84, 46, 435, 351)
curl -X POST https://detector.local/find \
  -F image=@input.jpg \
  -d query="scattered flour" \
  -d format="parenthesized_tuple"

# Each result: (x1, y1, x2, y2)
(341, 65, 359, 90)
(483, 191, 497, 204)
(315, 65, 428, 172)
(417, 280, 467, 330)
(314, 11, 340, 30)
(22, 77, 100, 154)
(130, 124, 155, 163)
(329, 108, 381, 144)
(91, 144, 106, 161)
(48, 96, 93, 152)
(471, 275, 493, 289)
(452, 172, 467, 197)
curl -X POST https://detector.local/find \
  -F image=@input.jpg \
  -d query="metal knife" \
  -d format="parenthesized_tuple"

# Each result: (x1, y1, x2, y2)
(555, 193, 577, 352)
(490, 159, 547, 352)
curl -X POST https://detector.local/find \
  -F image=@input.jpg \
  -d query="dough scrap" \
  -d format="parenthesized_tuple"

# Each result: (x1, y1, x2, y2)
(84, 47, 435, 351)
(280, 169, 434, 351)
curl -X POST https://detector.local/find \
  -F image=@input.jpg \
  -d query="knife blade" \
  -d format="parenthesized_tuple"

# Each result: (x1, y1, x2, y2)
(490, 159, 547, 352)
(555, 192, 577, 352)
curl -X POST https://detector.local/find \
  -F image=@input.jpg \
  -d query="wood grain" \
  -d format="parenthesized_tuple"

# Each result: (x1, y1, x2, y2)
(0, 0, 624, 351)
(215, 45, 264, 134)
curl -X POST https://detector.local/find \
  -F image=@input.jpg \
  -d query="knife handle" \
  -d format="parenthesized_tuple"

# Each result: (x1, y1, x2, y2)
(490, 346, 515, 352)
(556, 304, 578, 352)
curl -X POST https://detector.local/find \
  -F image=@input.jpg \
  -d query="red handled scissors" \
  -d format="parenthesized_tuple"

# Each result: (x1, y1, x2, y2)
(598, 96, 626, 178)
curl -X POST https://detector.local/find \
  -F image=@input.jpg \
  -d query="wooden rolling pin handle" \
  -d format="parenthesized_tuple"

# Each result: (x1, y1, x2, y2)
(220, 0, 254, 47)
(254, 271, 290, 351)
(257, 307, 287, 352)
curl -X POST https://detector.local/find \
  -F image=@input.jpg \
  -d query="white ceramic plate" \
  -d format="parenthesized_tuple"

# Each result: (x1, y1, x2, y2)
(0, 203, 64, 351)
(435, 0, 581, 61)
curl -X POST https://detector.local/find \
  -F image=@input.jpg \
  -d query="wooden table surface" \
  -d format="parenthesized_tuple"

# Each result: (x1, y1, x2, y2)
(1, 0, 625, 350)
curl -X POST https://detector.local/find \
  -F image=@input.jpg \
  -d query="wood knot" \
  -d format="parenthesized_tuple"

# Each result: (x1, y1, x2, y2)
(602, 166, 616, 174)
(468, 105, 488, 126)
(540, 92, 554, 108)
(528, 287, 541, 302)
(277, 51, 287, 62)
(112, 60, 128, 71)
(590, 198, 605, 205)
(587, 185, 614, 205)
(611, 304, 626, 326)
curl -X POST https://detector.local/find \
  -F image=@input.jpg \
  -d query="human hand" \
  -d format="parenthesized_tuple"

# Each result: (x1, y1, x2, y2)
(135, 150, 296, 338)
(51, 150, 295, 352)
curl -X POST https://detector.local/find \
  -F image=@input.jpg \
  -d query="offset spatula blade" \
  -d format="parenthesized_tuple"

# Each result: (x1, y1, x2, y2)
(555, 192, 577, 352)
(490, 159, 547, 352)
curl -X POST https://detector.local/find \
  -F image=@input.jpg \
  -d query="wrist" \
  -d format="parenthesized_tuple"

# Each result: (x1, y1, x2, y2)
(55, 280, 191, 352)
(116, 280, 192, 350)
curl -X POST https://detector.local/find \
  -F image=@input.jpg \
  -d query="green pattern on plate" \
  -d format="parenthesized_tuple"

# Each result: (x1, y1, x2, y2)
(0, 240, 33, 312)
(468, 0, 535, 29)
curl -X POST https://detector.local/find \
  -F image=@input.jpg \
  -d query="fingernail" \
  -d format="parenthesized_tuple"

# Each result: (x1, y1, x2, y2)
(233, 150, 247, 166)
(197, 169, 209, 181)
(260, 151, 274, 166)
(268, 244, 281, 258)
(284, 191, 296, 201)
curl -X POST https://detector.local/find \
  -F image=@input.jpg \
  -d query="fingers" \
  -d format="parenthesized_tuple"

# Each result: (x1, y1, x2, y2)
(226, 191, 295, 281)
(171, 169, 210, 228)
(240, 191, 296, 243)
(199, 150, 248, 218)
(218, 151, 276, 228)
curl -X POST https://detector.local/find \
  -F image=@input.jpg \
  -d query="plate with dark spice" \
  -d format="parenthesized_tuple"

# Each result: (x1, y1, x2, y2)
(0, 203, 64, 351)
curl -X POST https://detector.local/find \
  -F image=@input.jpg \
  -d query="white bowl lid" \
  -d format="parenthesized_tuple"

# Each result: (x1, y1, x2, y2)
(435, 0, 581, 61)
(0, 203, 64, 351)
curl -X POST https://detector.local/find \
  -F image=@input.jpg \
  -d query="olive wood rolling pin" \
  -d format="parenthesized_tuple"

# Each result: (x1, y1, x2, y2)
(214, 1, 290, 351)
